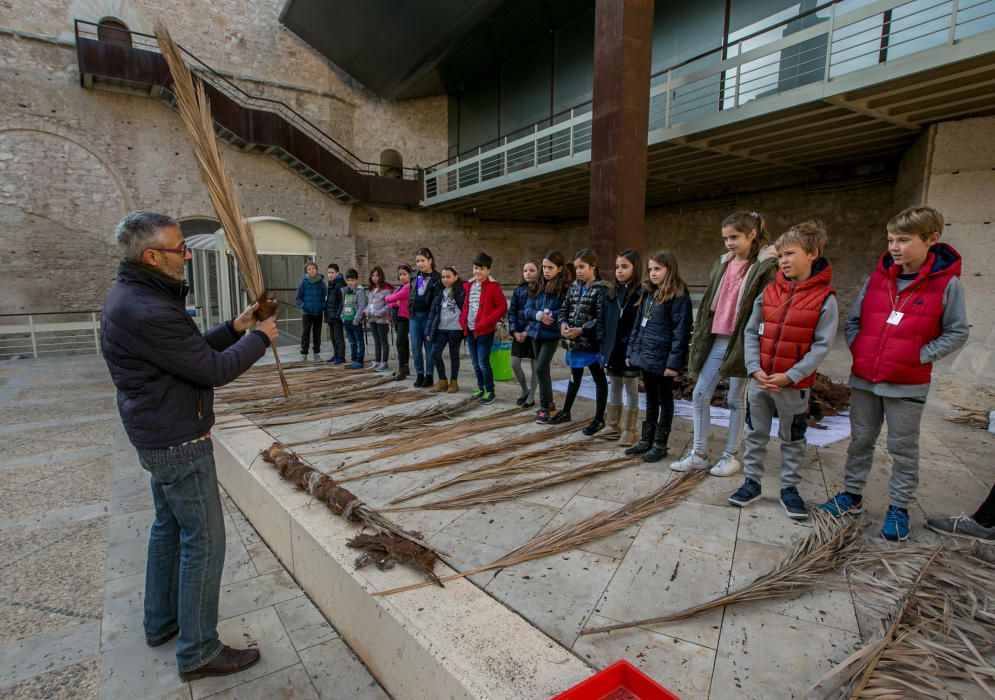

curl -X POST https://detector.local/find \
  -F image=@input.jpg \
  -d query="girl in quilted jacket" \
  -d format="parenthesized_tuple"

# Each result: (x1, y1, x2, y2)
(525, 251, 570, 423)
(365, 267, 394, 371)
(550, 249, 611, 435)
(508, 261, 540, 408)
(626, 251, 693, 462)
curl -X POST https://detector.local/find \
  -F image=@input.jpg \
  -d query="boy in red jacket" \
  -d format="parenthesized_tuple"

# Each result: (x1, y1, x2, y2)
(820, 206, 968, 541)
(729, 221, 839, 520)
(460, 252, 508, 404)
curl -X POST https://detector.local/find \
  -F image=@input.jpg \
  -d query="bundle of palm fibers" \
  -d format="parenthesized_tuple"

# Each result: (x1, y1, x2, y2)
(154, 24, 289, 397)
(388, 439, 619, 505)
(382, 453, 639, 512)
(258, 392, 428, 427)
(322, 396, 480, 439)
(243, 386, 425, 421)
(218, 371, 391, 406)
(327, 411, 534, 468)
(296, 406, 527, 456)
(337, 422, 577, 482)
(582, 510, 867, 636)
(373, 469, 707, 597)
(260, 442, 441, 584)
(804, 545, 995, 699)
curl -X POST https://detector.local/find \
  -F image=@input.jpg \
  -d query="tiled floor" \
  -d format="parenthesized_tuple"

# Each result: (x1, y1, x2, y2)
(0, 357, 389, 700)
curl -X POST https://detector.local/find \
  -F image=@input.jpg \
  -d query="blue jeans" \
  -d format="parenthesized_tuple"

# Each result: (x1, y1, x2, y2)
(467, 331, 495, 392)
(431, 329, 463, 380)
(409, 310, 433, 377)
(691, 335, 747, 456)
(344, 320, 365, 362)
(137, 440, 225, 673)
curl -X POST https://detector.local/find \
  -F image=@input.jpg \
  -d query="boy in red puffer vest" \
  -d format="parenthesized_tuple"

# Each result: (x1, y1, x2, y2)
(729, 221, 839, 520)
(820, 206, 968, 542)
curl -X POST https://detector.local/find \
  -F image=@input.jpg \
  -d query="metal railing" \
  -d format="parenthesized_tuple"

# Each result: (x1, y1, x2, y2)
(74, 20, 421, 181)
(423, 0, 995, 203)
(0, 311, 103, 359)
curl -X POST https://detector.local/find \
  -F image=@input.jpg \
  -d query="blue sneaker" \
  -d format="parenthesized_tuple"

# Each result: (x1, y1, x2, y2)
(348, 361, 363, 369)
(728, 479, 762, 507)
(881, 506, 910, 541)
(819, 492, 863, 517)
(780, 487, 809, 520)
(333, 357, 345, 365)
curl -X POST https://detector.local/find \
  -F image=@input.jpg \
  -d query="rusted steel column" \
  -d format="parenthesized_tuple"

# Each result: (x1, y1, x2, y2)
(588, 0, 654, 265)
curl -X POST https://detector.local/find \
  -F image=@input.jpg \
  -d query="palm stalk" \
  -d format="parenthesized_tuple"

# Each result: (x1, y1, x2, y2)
(582, 509, 866, 635)
(337, 422, 576, 480)
(373, 469, 707, 597)
(383, 453, 639, 511)
(154, 24, 288, 397)
(257, 392, 424, 427)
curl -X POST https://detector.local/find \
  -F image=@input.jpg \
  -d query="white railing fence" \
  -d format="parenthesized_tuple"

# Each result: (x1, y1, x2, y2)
(0, 311, 102, 360)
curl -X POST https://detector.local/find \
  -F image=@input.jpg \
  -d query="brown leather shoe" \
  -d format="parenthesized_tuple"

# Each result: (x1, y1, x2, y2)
(178, 645, 261, 681)
(431, 379, 450, 392)
(447, 380, 459, 393)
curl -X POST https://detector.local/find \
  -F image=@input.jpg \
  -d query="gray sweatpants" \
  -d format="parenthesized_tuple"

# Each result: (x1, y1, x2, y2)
(743, 385, 810, 489)
(843, 387, 926, 508)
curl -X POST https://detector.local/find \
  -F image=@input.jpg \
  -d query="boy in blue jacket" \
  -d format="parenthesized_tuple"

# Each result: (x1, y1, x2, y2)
(295, 261, 326, 361)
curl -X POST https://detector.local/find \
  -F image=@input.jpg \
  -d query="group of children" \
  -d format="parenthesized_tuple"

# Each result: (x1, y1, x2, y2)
(297, 204, 968, 541)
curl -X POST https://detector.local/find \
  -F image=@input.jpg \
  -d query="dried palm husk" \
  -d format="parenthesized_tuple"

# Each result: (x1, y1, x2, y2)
(348, 533, 441, 586)
(804, 544, 995, 699)
(582, 510, 867, 635)
(374, 469, 707, 597)
(154, 24, 288, 397)
(337, 422, 577, 481)
(296, 406, 526, 456)
(260, 442, 441, 584)
(383, 453, 639, 512)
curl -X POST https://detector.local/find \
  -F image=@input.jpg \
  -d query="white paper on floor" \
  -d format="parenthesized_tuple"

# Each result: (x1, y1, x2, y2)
(552, 375, 851, 447)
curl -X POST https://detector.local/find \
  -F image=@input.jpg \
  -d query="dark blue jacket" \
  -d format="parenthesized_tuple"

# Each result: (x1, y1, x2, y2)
(101, 262, 269, 449)
(601, 283, 643, 368)
(627, 288, 694, 375)
(426, 283, 467, 339)
(325, 274, 347, 321)
(523, 289, 565, 341)
(508, 283, 530, 333)
(296, 275, 327, 316)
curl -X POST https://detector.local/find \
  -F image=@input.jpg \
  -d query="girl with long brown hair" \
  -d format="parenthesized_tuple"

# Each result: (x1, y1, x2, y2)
(508, 260, 540, 407)
(365, 266, 394, 371)
(625, 251, 693, 462)
(524, 251, 569, 423)
(601, 249, 643, 444)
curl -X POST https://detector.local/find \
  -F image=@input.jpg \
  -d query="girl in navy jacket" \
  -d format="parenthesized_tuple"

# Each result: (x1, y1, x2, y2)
(524, 251, 569, 423)
(508, 261, 539, 407)
(626, 250, 693, 462)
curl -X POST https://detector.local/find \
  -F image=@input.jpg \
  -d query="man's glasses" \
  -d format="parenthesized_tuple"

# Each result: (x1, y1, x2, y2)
(148, 242, 189, 256)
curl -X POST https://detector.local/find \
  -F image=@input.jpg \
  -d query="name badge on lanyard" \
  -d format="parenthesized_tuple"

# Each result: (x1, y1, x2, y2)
(758, 322, 764, 336)
(641, 317, 648, 327)
(887, 310, 904, 326)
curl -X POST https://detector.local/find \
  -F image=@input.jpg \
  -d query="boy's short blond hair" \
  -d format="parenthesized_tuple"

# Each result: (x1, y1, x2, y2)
(775, 220, 828, 256)
(888, 206, 944, 241)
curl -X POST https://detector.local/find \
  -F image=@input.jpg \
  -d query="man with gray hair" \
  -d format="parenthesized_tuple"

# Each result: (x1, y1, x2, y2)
(101, 211, 278, 680)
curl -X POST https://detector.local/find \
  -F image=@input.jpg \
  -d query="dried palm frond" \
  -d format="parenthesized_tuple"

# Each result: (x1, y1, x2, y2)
(230, 378, 401, 417)
(374, 469, 707, 597)
(257, 392, 425, 427)
(326, 396, 479, 440)
(218, 371, 391, 406)
(804, 545, 995, 699)
(154, 24, 288, 397)
(582, 510, 867, 635)
(384, 453, 638, 511)
(260, 442, 441, 584)
(338, 422, 577, 481)
(297, 406, 526, 456)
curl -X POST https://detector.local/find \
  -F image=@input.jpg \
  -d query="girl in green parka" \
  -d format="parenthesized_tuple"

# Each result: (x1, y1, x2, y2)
(670, 211, 777, 477)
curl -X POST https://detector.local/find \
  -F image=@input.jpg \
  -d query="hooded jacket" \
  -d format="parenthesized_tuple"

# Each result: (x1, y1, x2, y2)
(508, 282, 531, 334)
(427, 282, 467, 338)
(688, 246, 778, 377)
(460, 277, 508, 336)
(850, 244, 963, 385)
(627, 287, 693, 375)
(101, 262, 269, 450)
(365, 283, 396, 324)
(340, 284, 368, 323)
(295, 274, 327, 316)
(385, 284, 410, 319)
(559, 279, 610, 352)
(523, 286, 566, 341)
(325, 274, 347, 321)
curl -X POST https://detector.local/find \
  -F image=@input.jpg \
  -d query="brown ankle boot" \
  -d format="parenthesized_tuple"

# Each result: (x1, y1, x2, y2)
(447, 380, 459, 393)
(431, 379, 450, 392)
(619, 407, 639, 446)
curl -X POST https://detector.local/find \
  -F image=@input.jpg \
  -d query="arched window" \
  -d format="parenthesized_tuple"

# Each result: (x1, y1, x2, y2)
(379, 149, 403, 179)
(97, 18, 132, 48)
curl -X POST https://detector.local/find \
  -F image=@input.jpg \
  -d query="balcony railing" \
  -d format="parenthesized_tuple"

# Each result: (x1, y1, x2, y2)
(423, 0, 995, 204)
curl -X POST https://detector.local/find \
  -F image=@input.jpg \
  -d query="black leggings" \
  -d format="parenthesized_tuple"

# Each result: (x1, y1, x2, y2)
(642, 370, 675, 432)
(561, 362, 607, 420)
(974, 482, 995, 528)
(370, 323, 390, 362)
(301, 313, 322, 354)
(395, 317, 410, 369)
(532, 338, 559, 410)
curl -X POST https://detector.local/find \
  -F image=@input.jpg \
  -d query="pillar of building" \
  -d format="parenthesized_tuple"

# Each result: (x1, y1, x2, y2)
(587, 0, 655, 268)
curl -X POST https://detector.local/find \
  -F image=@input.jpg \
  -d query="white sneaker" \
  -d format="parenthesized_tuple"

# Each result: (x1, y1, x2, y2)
(709, 452, 742, 477)
(313, 354, 322, 362)
(670, 451, 709, 472)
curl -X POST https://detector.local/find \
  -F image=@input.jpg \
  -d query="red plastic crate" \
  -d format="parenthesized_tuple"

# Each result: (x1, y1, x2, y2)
(553, 660, 680, 700)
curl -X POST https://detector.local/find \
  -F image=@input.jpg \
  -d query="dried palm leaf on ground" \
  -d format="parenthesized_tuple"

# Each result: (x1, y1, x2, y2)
(229, 378, 399, 416)
(154, 24, 288, 397)
(387, 438, 615, 504)
(337, 422, 577, 481)
(260, 442, 441, 584)
(374, 469, 707, 597)
(253, 390, 426, 426)
(945, 405, 991, 430)
(297, 406, 526, 456)
(219, 372, 391, 406)
(583, 510, 867, 635)
(384, 450, 635, 511)
(804, 545, 995, 699)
